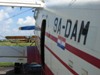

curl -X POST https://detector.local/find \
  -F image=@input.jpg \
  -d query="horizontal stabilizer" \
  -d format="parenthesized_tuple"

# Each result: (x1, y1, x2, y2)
(0, 0, 44, 8)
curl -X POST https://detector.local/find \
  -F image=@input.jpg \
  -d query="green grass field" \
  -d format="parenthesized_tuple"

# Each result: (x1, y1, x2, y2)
(0, 41, 35, 46)
(0, 62, 14, 67)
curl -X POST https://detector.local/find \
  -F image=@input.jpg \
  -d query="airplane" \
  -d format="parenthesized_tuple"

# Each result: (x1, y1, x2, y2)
(5, 36, 36, 43)
(0, 0, 100, 75)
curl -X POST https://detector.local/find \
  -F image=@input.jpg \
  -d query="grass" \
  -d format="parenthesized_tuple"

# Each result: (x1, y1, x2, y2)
(0, 62, 14, 67)
(0, 41, 36, 46)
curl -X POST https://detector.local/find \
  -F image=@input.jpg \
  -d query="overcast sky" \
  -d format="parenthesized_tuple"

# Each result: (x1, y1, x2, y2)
(0, 7, 35, 39)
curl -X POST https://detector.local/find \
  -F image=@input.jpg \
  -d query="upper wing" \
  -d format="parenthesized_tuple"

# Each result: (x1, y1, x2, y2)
(0, 0, 44, 8)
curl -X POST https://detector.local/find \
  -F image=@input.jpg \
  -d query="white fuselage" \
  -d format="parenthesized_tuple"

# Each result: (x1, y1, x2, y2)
(35, 0, 100, 75)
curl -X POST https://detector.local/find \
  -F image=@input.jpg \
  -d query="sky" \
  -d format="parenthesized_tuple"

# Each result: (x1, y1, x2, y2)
(0, 6, 35, 40)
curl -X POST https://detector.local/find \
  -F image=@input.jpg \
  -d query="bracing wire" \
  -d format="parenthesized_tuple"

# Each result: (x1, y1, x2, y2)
(1, 8, 33, 21)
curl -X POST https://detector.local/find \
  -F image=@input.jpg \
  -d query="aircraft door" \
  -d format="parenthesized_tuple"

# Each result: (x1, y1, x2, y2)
(40, 20, 46, 67)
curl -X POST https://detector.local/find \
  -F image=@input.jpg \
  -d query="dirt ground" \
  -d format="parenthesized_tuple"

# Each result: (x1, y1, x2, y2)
(0, 67, 42, 75)
(0, 67, 13, 75)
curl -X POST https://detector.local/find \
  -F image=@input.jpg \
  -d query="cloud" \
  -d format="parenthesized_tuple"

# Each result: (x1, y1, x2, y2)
(0, 7, 34, 40)
(11, 28, 34, 36)
(0, 9, 9, 21)
(17, 16, 35, 26)
(0, 9, 13, 23)
(0, 8, 13, 38)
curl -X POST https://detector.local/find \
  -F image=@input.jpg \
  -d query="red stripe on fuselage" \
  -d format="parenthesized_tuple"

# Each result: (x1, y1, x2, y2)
(45, 32, 57, 42)
(65, 44, 100, 69)
(44, 64, 54, 75)
(45, 32, 100, 69)
(45, 45, 78, 75)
